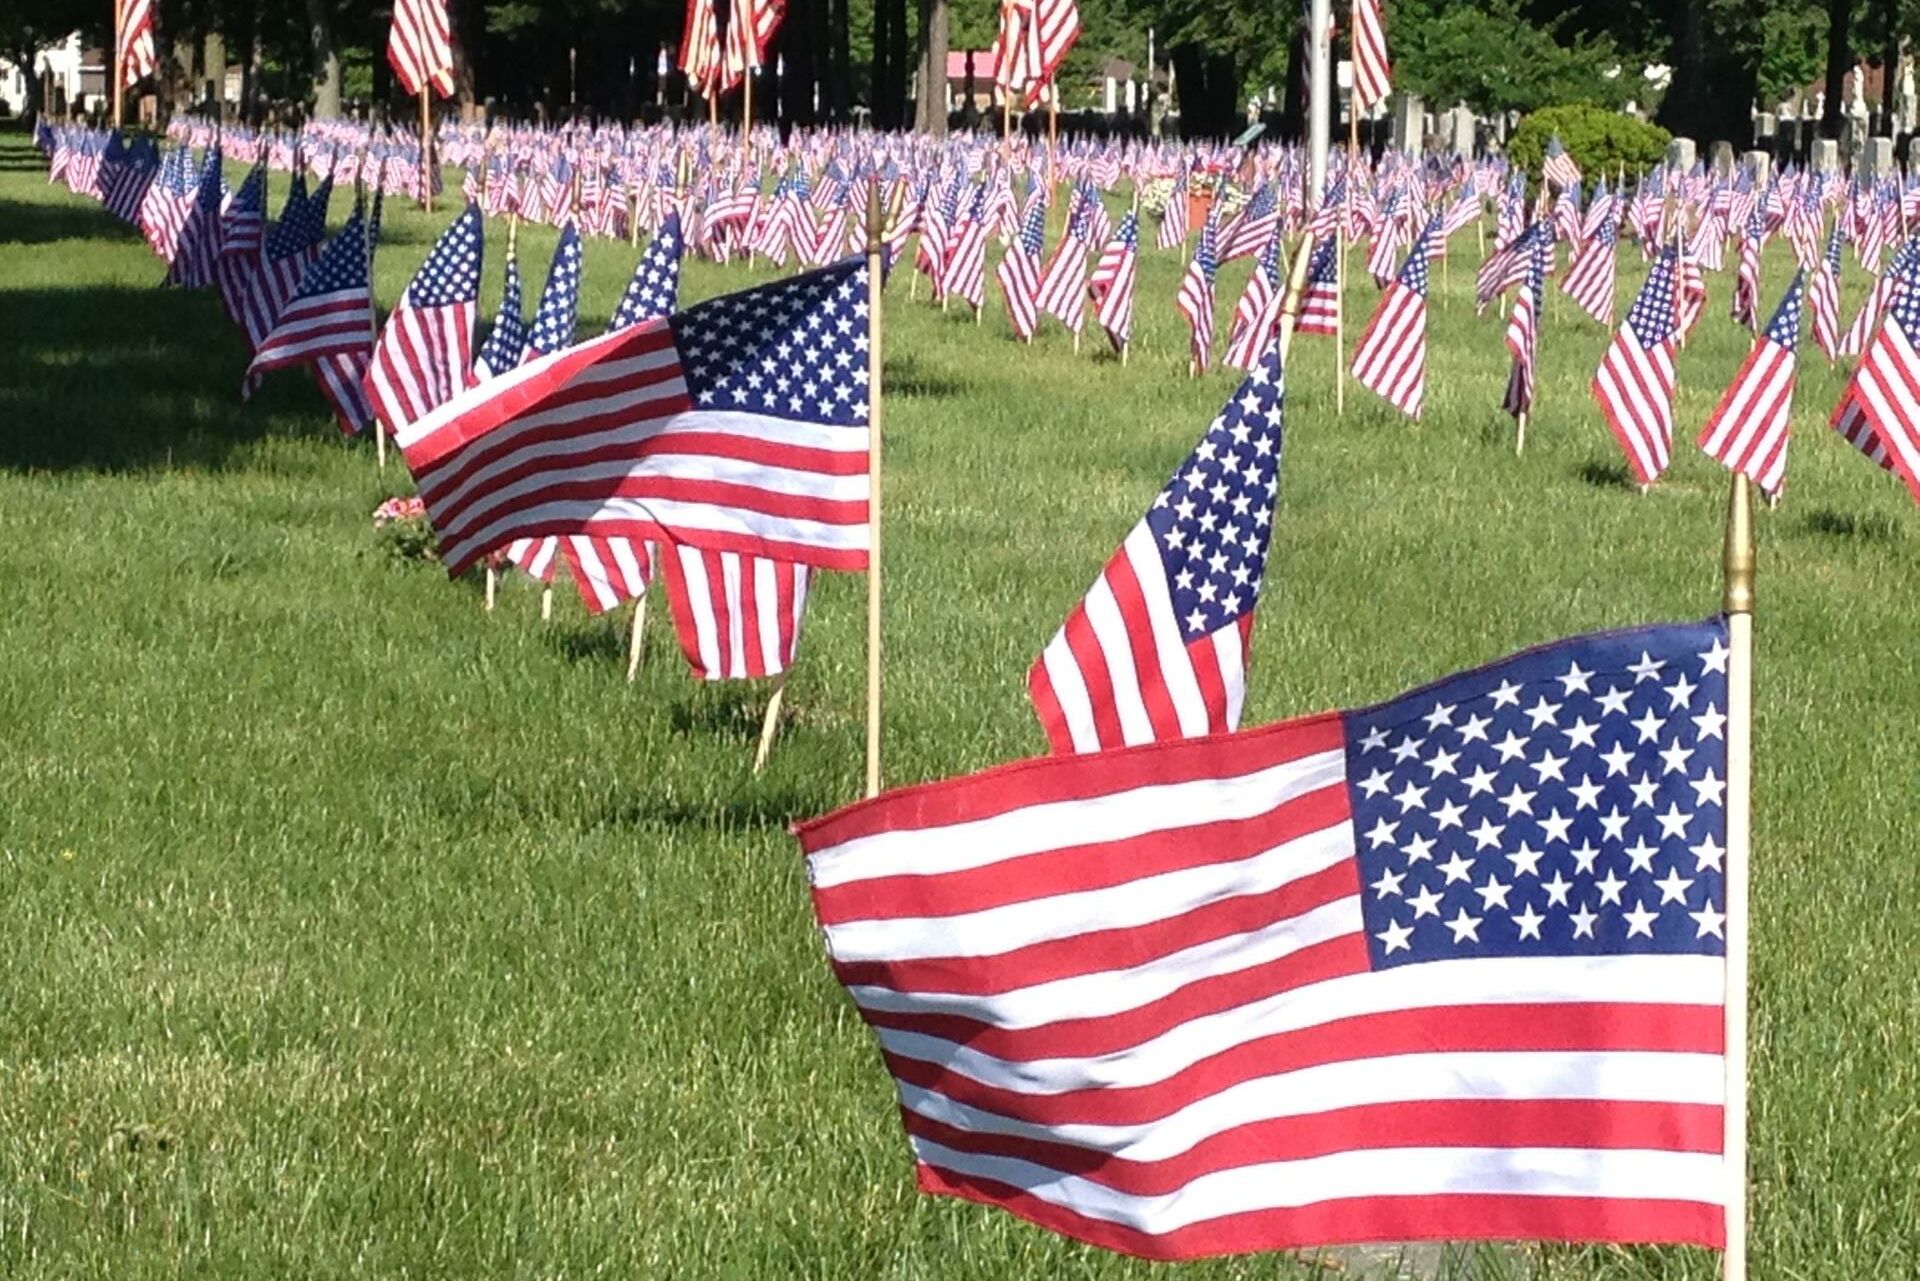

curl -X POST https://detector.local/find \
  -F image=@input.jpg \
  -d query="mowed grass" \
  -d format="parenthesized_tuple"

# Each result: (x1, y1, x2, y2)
(1, 122, 1916, 1280)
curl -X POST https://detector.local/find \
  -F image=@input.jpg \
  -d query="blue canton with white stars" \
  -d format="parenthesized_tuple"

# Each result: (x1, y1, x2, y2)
(1144, 348, 1283, 639)
(1018, 196, 1048, 258)
(1399, 215, 1439, 294)
(1628, 247, 1679, 346)
(527, 222, 584, 358)
(405, 204, 483, 308)
(294, 207, 369, 299)
(1891, 242, 1920, 337)
(1347, 620, 1731, 969)
(669, 258, 870, 426)
(610, 212, 684, 332)
(476, 252, 528, 376)
(1765, 271, 1804, 350)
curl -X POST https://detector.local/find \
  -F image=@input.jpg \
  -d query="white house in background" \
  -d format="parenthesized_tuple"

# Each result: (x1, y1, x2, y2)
(0, 33, 106, 118)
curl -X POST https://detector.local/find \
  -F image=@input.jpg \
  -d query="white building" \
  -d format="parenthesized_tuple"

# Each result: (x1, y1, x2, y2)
(0, 33, 106, 118)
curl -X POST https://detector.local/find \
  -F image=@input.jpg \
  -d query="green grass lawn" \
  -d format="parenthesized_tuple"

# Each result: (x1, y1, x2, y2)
(1, 123, 1916, 1279)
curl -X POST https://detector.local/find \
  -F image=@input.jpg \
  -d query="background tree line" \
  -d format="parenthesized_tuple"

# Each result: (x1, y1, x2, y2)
(4, 0, 1916, 144)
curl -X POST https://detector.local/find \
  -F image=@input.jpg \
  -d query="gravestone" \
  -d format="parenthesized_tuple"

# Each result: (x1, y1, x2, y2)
(1859, 135, 1894, 179)
(1909, 136, 1920, 175)
(1666, 137, 1697, 170)
(1742, 151, 1771, 186)
(1812, 138, 1840, 172)
(1710, 141, 1735, 178)
(1441, 104, 1475, 157)
(1393, 93, 1425, 153)
(1752, 112, 1776, 150)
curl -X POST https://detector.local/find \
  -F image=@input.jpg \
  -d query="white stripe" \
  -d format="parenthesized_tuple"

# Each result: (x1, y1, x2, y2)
(912, 1141, 1723, 1235)
(1080, 571, 1156, 745)
(809, 746, 1347, 890)
(1123, 525, 1212, 738)
(680, 549, 724, 677)
(1038, 631, 1101, 752)
(753, 557, 782, 671)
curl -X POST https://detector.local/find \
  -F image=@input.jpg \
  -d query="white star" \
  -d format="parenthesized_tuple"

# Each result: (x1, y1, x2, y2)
(1570, 839, 1602, 873)
(1690, 833, 1726, 872)
(1700, 638, 1730, 674)
(1558, 661, 1594, 695)
(1599, 742, 1636, 777)
(1631, 708, 1667, 743)
(1562, 717, 1600, 750)
(1692, 705, 1727, 740)
(1595, 870, 1628, 905)
(1665, 673, 1698, 709)
(1393, 780, 1430, 813)
(1445, 907, 1484, 943)
(1499, 783, 1537, 816)
(1512, 902, 1547, 940)
(1371, 866, 1407, 898)
(1628, 773, 1661, 808)
(1364, 817, 1400, 847)
(1690, 768, 1726, 807)
(1569, 901, 1600, 938)
(1423, 701, 1457, 730)
(1475, 875, 1512, 910)
(1463, 765, 1499, 796)
(1438, 850, 1477, 883)
(1569, 774, 1605, 810)
(1530, 750, 1569, 784)
(1656, 803, 1693, 839)
(1376, 919, 1415, 954)
(1629, 651, 1666, 684)
(1489, 679, 1523, 708)
(1424, 746, 1461, 778)
(1432, 799, 1467, 830)
(1359, 725, 1389, 752)
(1541, 870, 1574, 906)
(1469, 819, 1507, 851)
(1598, 806, 1630, 841)
(1623, 898, 1660, 937)
(1654, 866, 1695, 905)
(1408, 884, 1445, 918)
(1595, 685, 1633, 716)
(1624, 836, 1661, 872)
(1659, 739, 1696, 775)
(1524, 696, 1562, 729)
(1492, 731, 1531, 763)
(1689, 901, 1727, 938)
(1389, 734, 1427, 764)
(1456, 712, 1493, 743)
(1402, 832, 1437, 864)
(1538, 808, 1574, 845)
(1357, 768, 1393, 798)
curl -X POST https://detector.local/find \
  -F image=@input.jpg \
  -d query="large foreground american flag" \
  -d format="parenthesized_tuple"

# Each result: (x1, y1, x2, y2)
(799, 618, 1732, 1259)
(398, 258, 874, 577)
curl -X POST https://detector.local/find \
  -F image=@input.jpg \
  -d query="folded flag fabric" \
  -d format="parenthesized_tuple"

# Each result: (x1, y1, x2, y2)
(797, 618, 1733, 1260)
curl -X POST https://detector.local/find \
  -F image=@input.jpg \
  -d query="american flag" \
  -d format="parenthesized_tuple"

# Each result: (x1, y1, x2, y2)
(1224, 232, 1286, 371)
(801, 617, 1733, 1259)
(1218, 180, 1278, 264)
(1730, 205, 1763, 332)
(679, 0, 723, 95)
(1351, 216, 1437, 419)
(1090, 209, 1140, 350)
(387, 0, 456, 98)
(1156, 169, 1189, 251)
(214, 163, 267, 329)
(1834, 247, 1920, 504)
(1028, 348, 1281, 754)
(1175, 203, 1220, 370)
(997, 189, 1049, 341)
(721, 0, 784, 90)
(562, 535, 656, 615)
(1035, 187, 1094, 334)
(610, 212, 684, 332)
(1350, 0, 1391, 112)
(1591, 247, 1680, 487)
(164, 146, 225, 289)
(101, 134, 158, 224)
(527, 221, 584, 358)
(1367, 189, 1409, 287)
(663, 545, 812, 679)
(1542, 136, 1581, 191)
(365, 203, 483, 437)
(1502, 229, 1546, 421)
(1562, 200, 1618, 326)
(1697, 272, 1801, 500)
(992, 0, 1082, 105)
(235, 170, 329, 382)
(116, 0, 158, 87)
(246, 204, 374, 401)
(473, 241, 528, 381)
(1296, 236, 1342, 337)
(943, 184, 994, 313)
(399, 258, 874, 577)
(1840, 237, 1917, 359)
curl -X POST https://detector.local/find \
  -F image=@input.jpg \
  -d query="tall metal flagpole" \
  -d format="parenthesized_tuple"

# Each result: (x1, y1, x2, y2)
(864, 181, 886, 798)
(1721, 472, 1754, 1281)
(420, 89, 433, 212)
(1273, 0, 1333, 365)
(111, 1, 123, 128)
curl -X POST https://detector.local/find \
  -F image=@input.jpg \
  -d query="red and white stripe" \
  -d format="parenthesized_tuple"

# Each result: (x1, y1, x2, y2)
(795, 717, 1724, 1261)
(679, 0, 723, 95)
(387, 0, 457, 99)
(563, 535, 655, 614)
(1034, 236, 1088, 334)
(1350, 274, 1428, 419)
(1841, 307, 1920, 505)
(116, 0, 158, 87)
(663, 545, 811, 680)
(1697, 310, 1796, 502)
(1592, 329, 1677, 488)
(1562, 236, 1617, 326)
(1349, 0, 1391, 113)
(1223, 265, 1282, 371)
(996, 239, 1041, 341)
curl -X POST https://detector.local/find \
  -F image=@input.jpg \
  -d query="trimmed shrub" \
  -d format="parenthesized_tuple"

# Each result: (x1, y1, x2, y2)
(1508, 105, 1670, 184)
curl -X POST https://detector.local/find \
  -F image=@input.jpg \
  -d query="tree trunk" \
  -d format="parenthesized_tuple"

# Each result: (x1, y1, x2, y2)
(1822, 0, 1852, 139)
(306, 0, 342, 118)
(780, 0, 816, 128)
(828, 0, 849, 119)
(9, 48, 42, 122)
(1282, 23, 1306, 143)
(914, 0, 948, 135)
(450, 0, 480, 121)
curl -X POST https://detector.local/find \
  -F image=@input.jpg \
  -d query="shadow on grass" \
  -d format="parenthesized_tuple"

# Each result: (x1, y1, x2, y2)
(592, 774, 841, 835)
(886, 353, 967, 399)
(1800, 507, 1903, 543)
(1576, 459, 1636, 491)
(0, 196, 141, 245)
(550, 620, 629, 665)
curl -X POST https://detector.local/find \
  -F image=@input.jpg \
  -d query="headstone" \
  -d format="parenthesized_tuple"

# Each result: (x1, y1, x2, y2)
(1709, 141, 1735, 178)
(1422, 112, 1436, 148)
(1812, 138, 1840, 173)
(1392, 93, 1425, 153)
(1442, 104, 1474, 157)
(1666, 137, 1697, 170)
(1910, 135, 1920, 176)
(1742, 150, 1771, 186)
(1753, 112, 1776, 148)
(1860, 134, 1895, 180)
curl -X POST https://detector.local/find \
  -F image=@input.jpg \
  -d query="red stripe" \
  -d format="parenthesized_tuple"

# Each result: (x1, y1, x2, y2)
(798, 710, 1345, 849)
(882, 1002, 1722, 1129)
(1101, 548, 1185, 744)
(906, 1098, 1722, 1196)
(1026, 657, 1074, 755)
(1061, 599, 1125, 750)
(917, 1170, 1724, 1259)
(1186, 632, 1230, 734)
(448, 517, 868, 579)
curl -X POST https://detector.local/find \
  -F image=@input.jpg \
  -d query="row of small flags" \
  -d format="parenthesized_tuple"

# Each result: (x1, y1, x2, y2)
(29, 109, 1852, 1269)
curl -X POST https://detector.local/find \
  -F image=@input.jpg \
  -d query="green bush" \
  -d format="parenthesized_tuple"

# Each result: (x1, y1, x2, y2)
(1508, 105, 1671, 185)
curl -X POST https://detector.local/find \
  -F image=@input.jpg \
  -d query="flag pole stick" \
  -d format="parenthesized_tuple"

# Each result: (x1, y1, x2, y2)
(485, 561, 498, 611)
(420, 88, 433, 212)
(1334, 223, 1346, 415)
(111, 2, 123, 129)
(864, 181, 886, 799)
(1275, 231, 1316, 360)
(541, 581, 553, 621)
(363, 162, 387, 471)
(1515, 409, 1527, 455)
(1721, 470, 1755, 1281)
(626, 593, 648, 680)
(753, 674, 788, 774)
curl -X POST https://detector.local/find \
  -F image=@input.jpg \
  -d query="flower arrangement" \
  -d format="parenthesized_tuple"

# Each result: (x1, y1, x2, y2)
(373, 496, 427, 527)
(372, 495, 437, 562)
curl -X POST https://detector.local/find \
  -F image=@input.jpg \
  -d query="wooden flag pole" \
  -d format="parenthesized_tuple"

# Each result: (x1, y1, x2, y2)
(419, 88, 433, 212)
(1274, 231, 1316, 361)
(485, 561, 498, 611)
(111, 2, 123, 129)
(753, 674, 789, 774)
(1334, 224, 1346, 415)
(541, 581, 554, 621)
(1515, 410, 1528, 455)
(362, 164, 387, 471)
(1721, 471, 1755, 1281)
(626, 594, 649, 680)
(864, 181, 886, 798)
